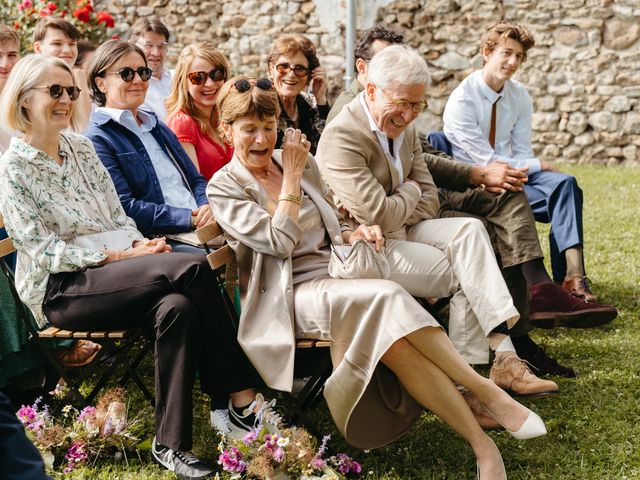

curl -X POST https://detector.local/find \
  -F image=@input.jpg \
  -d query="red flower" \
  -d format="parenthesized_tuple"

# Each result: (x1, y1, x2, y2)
(46, 2, 57, 11)
(95, 11, 115, 28)
(111, 35, 121, 40)
(40, 8, 52, 16)
(13, 21, 20, 29)
(75, 0, 93, 11)
(72, 6, 91, 23)
(59, 9, 68, 16)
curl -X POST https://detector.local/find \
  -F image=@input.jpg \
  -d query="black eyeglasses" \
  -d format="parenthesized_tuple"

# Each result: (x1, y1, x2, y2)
(274, 63, 309, 77)
(187, 67, 227, 86)
(102, 66, 153, 82)
(34, 84, 81, 101)
(233, 78, 273, 93)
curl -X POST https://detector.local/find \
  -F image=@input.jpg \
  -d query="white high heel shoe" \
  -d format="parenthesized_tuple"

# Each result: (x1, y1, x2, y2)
(484, 406, 547, 440)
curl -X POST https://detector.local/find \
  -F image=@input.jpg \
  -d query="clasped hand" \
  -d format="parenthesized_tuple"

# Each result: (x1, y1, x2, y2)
(482, 161, 528, 194)
(348, 224, 385, 252)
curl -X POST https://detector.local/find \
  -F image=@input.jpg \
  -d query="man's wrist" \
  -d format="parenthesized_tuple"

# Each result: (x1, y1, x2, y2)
(470, 166, 485, 186)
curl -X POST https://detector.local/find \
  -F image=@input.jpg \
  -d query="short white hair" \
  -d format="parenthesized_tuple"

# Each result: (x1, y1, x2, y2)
(367, 44, 430, 89)
(0, 54, 82, 134)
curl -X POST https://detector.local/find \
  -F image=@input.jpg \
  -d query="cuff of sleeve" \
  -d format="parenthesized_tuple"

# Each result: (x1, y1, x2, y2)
(526, 158, 542, 174)
(272, 210, 304, 242)
(318, 104, 330, 119)
(407, 181, 423, 196)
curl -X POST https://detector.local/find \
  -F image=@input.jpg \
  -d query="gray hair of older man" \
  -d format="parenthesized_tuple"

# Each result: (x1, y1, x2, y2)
(367, 44, 430, 89)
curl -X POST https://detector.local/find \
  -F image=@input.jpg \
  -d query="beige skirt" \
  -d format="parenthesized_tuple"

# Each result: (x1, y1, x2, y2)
(293, 276, 441, 449)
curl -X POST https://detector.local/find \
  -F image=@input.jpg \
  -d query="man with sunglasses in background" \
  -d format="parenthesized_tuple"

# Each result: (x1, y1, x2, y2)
(316, 44, 563, 413)
(131, 17, 172, 122)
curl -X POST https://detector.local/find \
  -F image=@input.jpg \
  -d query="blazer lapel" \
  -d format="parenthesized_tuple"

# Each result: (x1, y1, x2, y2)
(348, 97, 401, 189)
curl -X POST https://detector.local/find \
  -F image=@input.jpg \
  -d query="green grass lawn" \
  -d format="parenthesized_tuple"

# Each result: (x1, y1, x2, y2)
(53, 164, 640, 480)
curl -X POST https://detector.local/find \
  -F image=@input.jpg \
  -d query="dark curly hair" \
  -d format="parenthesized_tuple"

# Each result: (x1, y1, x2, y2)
(353, 24, 404, 74)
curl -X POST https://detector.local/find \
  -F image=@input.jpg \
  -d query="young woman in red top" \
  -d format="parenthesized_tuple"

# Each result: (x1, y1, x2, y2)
(166, 42, 233, 180)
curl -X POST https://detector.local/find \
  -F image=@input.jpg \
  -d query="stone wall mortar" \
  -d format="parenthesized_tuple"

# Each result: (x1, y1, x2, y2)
(100, 0, 640, 166)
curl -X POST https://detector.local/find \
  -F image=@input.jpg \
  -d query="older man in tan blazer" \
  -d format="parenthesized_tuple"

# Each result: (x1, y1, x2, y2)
(316, 45, 557, 397)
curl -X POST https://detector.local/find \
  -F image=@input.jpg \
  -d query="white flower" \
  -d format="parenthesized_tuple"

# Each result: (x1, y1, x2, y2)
(276, 436, 290, 448)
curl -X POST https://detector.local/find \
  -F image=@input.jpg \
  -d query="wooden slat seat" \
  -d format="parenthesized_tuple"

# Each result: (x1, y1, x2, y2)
(196, 220, 333, 435)
(0, 213, 155, 411)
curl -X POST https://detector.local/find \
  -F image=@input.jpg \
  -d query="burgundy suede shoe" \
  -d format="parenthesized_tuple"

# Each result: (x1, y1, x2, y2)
(529, 282, 617, 329)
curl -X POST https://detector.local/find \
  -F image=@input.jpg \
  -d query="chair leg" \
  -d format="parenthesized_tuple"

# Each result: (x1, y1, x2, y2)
(287, 351, 332, 436)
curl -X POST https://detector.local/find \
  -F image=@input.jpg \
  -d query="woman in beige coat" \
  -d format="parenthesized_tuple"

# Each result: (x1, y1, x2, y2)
(207, 77, 547, 480)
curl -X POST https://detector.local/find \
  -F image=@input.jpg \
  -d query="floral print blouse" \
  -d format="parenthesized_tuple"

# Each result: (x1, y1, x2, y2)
(0, 134, 143, 327)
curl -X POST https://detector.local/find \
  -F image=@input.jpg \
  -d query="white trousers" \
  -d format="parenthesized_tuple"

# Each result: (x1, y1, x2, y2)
(385, 217, 520, 364)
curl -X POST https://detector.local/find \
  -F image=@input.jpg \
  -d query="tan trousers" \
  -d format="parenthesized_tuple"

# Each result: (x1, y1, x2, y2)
(385, 217, 520, 364)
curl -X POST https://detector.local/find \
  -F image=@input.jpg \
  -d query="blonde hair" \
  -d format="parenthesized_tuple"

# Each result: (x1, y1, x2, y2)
(216, 76, 280, 142)
(166, 42, 230, 136)
(0, 54, 83, 133)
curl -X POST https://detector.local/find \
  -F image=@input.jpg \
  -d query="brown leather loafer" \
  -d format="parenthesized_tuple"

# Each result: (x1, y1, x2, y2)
(490, 352, 559, 397)
(562, 275, 597, 302)
(529, 282, 617, 329)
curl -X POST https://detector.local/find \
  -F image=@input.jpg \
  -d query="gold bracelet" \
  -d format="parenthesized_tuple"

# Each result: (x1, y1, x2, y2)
(278, 193, 302, 205)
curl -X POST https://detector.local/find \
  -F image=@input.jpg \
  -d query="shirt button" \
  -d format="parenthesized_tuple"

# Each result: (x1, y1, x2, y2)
(259, 287, 266, 294)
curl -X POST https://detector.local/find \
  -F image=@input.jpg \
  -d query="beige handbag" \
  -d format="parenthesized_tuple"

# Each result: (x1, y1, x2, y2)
(328, 239, 391, 280)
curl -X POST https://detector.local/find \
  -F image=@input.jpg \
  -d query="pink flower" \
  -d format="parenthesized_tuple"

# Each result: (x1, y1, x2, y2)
(273, 447, 284, 462)
(17, 405, 36, 425)
(77, 406, 96, 422)
(243, 430, 258, 445)
(64, 442, 89, 473)
(218, 447, 246, 473)
(332, 453, 362, 475)
(18, 0, 33, 12)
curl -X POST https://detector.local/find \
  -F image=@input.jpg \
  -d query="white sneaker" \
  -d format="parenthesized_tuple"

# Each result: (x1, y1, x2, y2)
(210, 409, 231, 435)
(151, 436, 213, 479)
(228, 393, 283, 439)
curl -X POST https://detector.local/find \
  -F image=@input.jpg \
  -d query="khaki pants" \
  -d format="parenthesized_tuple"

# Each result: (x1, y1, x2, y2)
(385, 217, 519, 364)
(439, 188, 543, 337)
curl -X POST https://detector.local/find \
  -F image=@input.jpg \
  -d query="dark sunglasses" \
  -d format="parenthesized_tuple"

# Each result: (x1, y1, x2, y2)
(233, 78, 273, 93)
(34, 84, 81, 101)
(275, 63, 309, 77)
(102, 66, 153, 82)
(187, 67, 227, 86)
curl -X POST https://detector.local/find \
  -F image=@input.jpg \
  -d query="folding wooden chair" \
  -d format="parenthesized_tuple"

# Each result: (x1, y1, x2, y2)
(0, 214, 154, 413)
(196, 221, 333, 436)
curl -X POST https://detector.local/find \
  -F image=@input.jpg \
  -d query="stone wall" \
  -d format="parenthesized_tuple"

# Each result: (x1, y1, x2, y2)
(102, 0, 640, 165)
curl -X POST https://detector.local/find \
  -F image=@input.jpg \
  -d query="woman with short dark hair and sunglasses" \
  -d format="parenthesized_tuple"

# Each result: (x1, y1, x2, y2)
(84, 40, 212, 249)
(166, 42, 233, 181)
(0, 54, 266, 478)
(267, 34, 329, 154)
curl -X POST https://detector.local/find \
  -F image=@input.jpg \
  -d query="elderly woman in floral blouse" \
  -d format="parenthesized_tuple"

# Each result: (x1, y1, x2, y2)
(0, 54, 261, 479)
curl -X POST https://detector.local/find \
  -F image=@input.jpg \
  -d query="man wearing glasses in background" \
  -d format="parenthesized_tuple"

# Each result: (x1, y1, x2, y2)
(131, 17, 172, 121)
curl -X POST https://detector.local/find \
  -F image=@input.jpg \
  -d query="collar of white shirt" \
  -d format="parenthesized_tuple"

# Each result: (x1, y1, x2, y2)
(95, 107, 157, 134)
(357, 92, 405, 178)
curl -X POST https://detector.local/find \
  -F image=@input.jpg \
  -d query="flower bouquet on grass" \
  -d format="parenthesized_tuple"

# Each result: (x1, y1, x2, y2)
(218, 428, 362, 480)
(16, 387, 146, 473)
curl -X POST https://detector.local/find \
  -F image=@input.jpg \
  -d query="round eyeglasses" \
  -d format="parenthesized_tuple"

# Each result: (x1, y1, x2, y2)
(274, 63, 309, 78)
(102, 66, 153, 83)
(34, 84, 81, 101)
